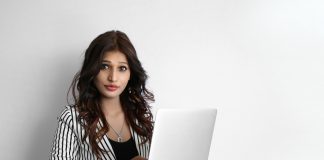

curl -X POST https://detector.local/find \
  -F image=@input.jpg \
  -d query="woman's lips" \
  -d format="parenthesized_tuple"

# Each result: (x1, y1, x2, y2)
(104, 85, 119, 92)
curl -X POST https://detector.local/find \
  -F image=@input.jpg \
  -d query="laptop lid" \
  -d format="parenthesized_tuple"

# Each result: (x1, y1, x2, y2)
(148, 108, 217, 160)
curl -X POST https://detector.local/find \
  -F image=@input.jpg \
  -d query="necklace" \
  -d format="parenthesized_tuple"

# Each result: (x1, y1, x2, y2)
(108, 119, 125, 142)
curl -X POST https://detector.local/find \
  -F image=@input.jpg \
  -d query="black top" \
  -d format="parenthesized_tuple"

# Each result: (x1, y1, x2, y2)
(108, 137, 139, 160)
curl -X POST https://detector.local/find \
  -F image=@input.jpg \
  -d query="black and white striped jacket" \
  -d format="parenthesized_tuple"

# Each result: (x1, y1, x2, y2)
(50, 106, 150, 160)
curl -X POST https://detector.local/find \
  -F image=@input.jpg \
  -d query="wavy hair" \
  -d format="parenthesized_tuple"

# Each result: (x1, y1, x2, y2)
(68, 30, 154, 158)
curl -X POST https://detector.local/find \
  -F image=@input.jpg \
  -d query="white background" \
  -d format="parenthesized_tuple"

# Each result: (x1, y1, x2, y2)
(1, 0, 323, 159)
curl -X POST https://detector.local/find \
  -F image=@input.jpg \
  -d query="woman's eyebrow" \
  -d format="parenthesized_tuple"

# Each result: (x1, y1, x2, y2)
(102, 60, 128, 64)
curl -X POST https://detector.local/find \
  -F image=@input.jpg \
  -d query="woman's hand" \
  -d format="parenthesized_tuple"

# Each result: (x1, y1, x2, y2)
(131, 155, 147, 160)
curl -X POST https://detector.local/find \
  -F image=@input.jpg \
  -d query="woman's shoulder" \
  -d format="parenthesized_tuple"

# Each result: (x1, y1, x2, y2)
(57, 105, 78, 123)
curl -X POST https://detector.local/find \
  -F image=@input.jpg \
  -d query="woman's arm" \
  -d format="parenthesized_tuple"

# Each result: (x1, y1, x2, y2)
(50, 111, 79, 160)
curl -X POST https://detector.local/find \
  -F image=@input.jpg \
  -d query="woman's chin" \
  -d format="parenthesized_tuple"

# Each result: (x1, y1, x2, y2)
(101, 92, 121, 99)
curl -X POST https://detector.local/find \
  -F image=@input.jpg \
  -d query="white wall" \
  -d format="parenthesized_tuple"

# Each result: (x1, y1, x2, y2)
(1, 0, 323, 159)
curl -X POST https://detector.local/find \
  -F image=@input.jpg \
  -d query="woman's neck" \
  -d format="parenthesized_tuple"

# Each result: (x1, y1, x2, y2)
(100, 97, 123, 117)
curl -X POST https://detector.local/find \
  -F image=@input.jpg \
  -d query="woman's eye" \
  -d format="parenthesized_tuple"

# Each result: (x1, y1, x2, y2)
(101, 64, 109, 70)
(119, 66, 128, 71)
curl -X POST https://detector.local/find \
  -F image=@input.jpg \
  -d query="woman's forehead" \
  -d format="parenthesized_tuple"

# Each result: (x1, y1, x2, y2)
(102, 50, 128, 64)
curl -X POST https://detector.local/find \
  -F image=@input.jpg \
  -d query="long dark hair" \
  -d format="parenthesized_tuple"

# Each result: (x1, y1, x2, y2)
(68, 30, 154, 158)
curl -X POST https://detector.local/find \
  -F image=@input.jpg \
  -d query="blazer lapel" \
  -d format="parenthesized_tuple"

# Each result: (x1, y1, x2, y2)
(97, 119, 117, 160)
(130, 126, 141, 154)
(130, 121, 149, 158)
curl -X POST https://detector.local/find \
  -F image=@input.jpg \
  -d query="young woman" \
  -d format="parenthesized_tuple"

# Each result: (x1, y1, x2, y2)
(50, 30, 154, 160)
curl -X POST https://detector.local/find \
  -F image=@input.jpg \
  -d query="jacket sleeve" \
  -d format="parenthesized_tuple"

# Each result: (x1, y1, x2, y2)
(50, 108, 79, 160)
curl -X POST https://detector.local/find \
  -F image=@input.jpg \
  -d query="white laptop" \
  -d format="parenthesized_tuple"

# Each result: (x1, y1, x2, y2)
(148, 108, 217, 160)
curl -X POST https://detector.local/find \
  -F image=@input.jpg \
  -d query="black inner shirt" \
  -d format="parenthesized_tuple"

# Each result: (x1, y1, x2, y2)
(108, 137, 139, 160)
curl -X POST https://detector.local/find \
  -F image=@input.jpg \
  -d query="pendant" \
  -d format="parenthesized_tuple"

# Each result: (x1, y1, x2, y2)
(117, 136, 122, 142)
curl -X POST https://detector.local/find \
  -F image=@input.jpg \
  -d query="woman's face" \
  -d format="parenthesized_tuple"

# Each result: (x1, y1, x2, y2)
(94, 50, 131, 99)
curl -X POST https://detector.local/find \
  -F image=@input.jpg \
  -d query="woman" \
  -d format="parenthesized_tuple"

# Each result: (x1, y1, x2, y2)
(50, 30, 154, 160)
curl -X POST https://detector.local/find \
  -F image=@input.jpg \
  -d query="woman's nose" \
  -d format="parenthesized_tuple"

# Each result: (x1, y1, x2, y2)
(108, 70, 117, 82)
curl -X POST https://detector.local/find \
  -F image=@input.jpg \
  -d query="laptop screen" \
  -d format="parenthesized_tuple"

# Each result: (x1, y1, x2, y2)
(148, 108, 217, 160)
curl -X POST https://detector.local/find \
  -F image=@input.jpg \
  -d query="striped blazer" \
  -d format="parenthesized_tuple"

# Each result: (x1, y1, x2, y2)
(50, 106, 150, 160)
